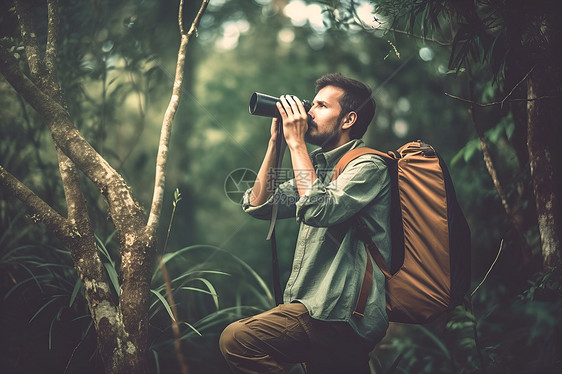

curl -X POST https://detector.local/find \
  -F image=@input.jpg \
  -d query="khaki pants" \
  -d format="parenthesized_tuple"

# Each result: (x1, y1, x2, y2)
(219, 303, 374, 374)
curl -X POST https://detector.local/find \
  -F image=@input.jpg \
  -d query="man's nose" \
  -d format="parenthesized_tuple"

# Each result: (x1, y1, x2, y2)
(308, 107, 316, 118)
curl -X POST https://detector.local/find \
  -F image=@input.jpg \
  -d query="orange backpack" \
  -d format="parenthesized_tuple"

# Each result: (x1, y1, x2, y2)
(332, 141, 471, 324)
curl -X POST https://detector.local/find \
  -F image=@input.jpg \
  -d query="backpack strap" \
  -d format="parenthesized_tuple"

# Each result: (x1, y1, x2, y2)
(331, 147, 396, 318)
(355, 218, 392, 279)
(353, 218, 392, 317)
(353, 244, 374, 318)
(331, 147, 394, 182)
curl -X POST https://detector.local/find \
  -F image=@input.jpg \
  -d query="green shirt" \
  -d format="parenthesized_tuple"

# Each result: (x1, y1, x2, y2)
(243, 139, 391, 343)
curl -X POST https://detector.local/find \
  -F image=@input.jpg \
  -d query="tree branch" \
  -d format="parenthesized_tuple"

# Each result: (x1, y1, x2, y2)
(186, 0, 209, 42)
(1, 41, 146, 233)
(444, 64, 557, 108)
(445, 92, 558, 107)
(55, 147, 86, 223)
(343, 3, 452, 46)
(3, 2, 158, 370)
(1, 161, 119, 353)
(0, 164, 70, 236)
(41, 2, 115, 312)
(112, 4, 213, 366)
(466, 65, 531, 256)
(54, 145, 121, 362)
(14, 0, 45, 80)
(44, 0, 65, 104)
(147, 0, 209, 234)
(383, 27, 452, 46)
(41, 0, 91, 247)
(0, 41, 65, 119)
(45, 0, 59, 82)
(178, 0, 186, 35)
(501, 65, 535, 107)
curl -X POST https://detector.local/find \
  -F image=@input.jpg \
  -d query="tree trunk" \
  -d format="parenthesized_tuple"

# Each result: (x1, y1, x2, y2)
(526, 63, 562, 269)
(0, 1, 209, 372)
(111, 232, 156, 373)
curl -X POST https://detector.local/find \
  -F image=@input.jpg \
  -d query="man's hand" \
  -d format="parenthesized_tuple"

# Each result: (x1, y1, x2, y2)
(249, 95, 314, 206)
(276, 95, 308, 150)
(276, 95, 316, 197)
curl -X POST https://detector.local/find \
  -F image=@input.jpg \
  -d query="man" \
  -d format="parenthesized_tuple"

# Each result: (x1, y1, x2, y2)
(220, 73, 392, 373)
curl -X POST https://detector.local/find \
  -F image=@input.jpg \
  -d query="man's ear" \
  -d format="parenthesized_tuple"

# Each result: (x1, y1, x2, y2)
(341, 111, 357, 130)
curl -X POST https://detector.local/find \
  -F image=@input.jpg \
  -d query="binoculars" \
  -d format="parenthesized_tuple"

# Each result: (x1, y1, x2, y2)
(249, 92, 312, 124)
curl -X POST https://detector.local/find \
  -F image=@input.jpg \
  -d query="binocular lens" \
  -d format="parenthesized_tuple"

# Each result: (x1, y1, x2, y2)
(249, 92, 312, 123)
(249, 92, 280, 117)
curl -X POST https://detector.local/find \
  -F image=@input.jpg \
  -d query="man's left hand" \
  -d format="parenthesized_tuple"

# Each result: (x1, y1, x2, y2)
(277, 95, 308, 150)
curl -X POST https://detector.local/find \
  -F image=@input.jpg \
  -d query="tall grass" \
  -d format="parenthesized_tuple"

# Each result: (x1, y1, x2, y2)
(1, 205, 274, 373)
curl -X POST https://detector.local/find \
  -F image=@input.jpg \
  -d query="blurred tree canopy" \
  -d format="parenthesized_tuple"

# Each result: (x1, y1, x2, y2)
(1, 0, 561, 373)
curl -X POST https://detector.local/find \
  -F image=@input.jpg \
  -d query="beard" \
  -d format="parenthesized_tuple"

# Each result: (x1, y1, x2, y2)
(305, 120, 340, 149)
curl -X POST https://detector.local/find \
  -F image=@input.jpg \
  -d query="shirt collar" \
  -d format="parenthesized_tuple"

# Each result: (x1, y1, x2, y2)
(310, 139, 365, 169)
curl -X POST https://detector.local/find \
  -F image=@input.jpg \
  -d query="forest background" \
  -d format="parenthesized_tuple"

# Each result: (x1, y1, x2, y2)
(1, 0, 560, 373)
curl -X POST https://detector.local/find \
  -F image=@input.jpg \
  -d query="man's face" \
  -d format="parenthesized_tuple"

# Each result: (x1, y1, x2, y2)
(306, 85, 346, 148)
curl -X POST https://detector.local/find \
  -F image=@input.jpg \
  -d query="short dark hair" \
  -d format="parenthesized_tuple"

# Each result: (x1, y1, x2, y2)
(315, 73, 375, 139)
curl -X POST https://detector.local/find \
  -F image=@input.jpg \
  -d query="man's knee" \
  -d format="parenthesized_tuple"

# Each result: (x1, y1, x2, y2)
(219, 320, 250, 357)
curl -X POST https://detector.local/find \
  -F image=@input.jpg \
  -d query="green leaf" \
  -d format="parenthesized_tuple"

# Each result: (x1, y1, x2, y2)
(173, 188, 182, 207)
(4, 273, 48, 301)
(505, 121, 515, 139)
(72, 314, 92, 322)
(180, 286, 216, 296)
(29, 296, 61, 323)
(156, 245, 274, 307)
(19, 263, 46, 293)
(460, 337, 476, 349)
(190, 306, 265, 334)
(486, 125, 503, 143)
(180, 321, 202, 337)
(152, 349, 160, 374)
(48, 314, 57, 350)
(96, 234, 114, 265)
(451, 149, 464, 166)
(481, 84, 496, 103)
(170, 270, 230, 285)
(104, 263, 120, 296)
(452, 137, 481, 165)
(188, 277, 219, 309)
(69, 278, 83, 307)
(464, 141, 477, 163)
(153, 269, 230, 293)
(150, 289, 175, 322)
(159, 245, 202, 265)
(104, 231, 117, 247)
(81, 320, 93, 340)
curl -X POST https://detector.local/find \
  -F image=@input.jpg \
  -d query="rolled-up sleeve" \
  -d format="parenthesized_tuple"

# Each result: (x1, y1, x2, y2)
(242, 178, 300, 220)
(295, 155, 388, 227)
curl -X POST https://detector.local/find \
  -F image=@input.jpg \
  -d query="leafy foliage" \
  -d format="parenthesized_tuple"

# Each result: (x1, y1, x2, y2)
(1, 219, 274, 373)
